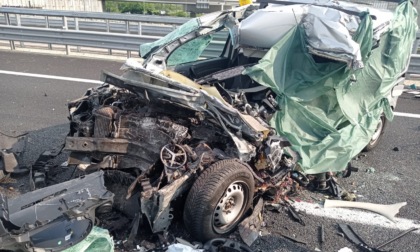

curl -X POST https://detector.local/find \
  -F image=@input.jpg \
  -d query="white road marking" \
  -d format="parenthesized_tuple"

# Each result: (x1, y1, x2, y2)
(0, 69, 103, 84)
(394, 112, 420, 119)
(293, 201, 420, 233)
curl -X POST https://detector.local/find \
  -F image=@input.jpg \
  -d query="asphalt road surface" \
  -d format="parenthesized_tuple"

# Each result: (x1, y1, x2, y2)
(0, 50, 419, 252)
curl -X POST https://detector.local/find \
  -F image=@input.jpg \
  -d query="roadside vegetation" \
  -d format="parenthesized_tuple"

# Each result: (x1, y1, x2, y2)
(104, 1, 189, 17)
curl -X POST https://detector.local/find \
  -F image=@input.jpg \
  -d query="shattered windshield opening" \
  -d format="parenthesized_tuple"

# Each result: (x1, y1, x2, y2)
(167, 28, 229, 66)
(139, 18, 200, 58)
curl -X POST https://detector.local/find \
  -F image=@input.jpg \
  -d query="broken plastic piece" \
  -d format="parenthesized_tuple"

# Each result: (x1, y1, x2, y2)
(338, 247, 353, 252)
(286, 204, 305, 226)
(366, 167, 376, 174)
(167, 243, 203, 252)
(338, 224, 384, 252)
(0, 151, 18, 173)
(0, 171, 113, 251)
(324, 200, 406, 222)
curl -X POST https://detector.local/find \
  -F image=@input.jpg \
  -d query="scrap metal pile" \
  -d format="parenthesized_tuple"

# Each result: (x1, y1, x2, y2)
(0, 0, 417, 251)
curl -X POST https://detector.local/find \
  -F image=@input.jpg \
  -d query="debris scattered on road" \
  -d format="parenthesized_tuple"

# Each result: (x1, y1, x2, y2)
(319, 224, 325, 245)
(0, 131, 28, 175)
(264, 202, 282, 212)
(167, 243, 203, 252)
(286, 203, 305, 226)
(393, 147, 400, 151)
(338, 224, 382, 252)
(324, 200, 407, 222)
(272, 230, 307, 245)
(340, 190, 357, 201)
(337, 247, 353, 252)
(0, 151, 19, 174)
(375, 227, 419, 249)
(366, 167, 376, 173)
(175, 238, 201, 250)
(0, 171, 15, 184)
(339, 224, 419, 252)
(337, 232, 345, 238)
(239, 198, 264, 246)
(408, 84, 417, 90)
(0, 171, 5, 181)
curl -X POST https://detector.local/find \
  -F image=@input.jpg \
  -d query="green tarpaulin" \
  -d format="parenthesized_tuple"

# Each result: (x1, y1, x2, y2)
(245, 1, 417, 174)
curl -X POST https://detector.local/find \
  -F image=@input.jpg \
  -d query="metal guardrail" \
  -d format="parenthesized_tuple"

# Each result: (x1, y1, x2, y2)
(406, 34, 420, 78)
(407, 54, 420, 78)
(0, 7, 192, 57)
(0, 16, 175, 36)
(101, 0, 240, 8)
(0, 8, 229, 58)
(0, 25, 159, 51)
(0, 7, 420, 77)
(0, 7, 189, 25)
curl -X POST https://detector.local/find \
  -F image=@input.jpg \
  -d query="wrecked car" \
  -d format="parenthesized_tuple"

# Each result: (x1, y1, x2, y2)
(50, 0, 417, 243)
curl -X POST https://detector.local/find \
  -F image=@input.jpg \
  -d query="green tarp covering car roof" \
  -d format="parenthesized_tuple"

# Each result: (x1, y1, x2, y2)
(244, 1, 417, 174)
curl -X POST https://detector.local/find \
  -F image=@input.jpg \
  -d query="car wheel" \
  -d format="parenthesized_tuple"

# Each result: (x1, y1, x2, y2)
(363, 114, 387, 152)
(183, 159, 254, 241)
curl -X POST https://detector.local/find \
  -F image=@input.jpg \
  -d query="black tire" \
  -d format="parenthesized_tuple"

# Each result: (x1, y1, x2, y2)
(183, 159, 255, 241)
(363, 114, 387, 152)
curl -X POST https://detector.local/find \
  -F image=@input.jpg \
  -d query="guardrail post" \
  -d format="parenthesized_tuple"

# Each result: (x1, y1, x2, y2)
(138, 22, 142, 35)
(16, 14, 25, 48)
(412, 37, 420, 54)
(75, 18, 81, 52)
(107, 19, 112, 55)
(126, 21, 130, 58)
(63, 16, 70, 55)
(45, 16, 52, 50)
(5, 13, 15, 50)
